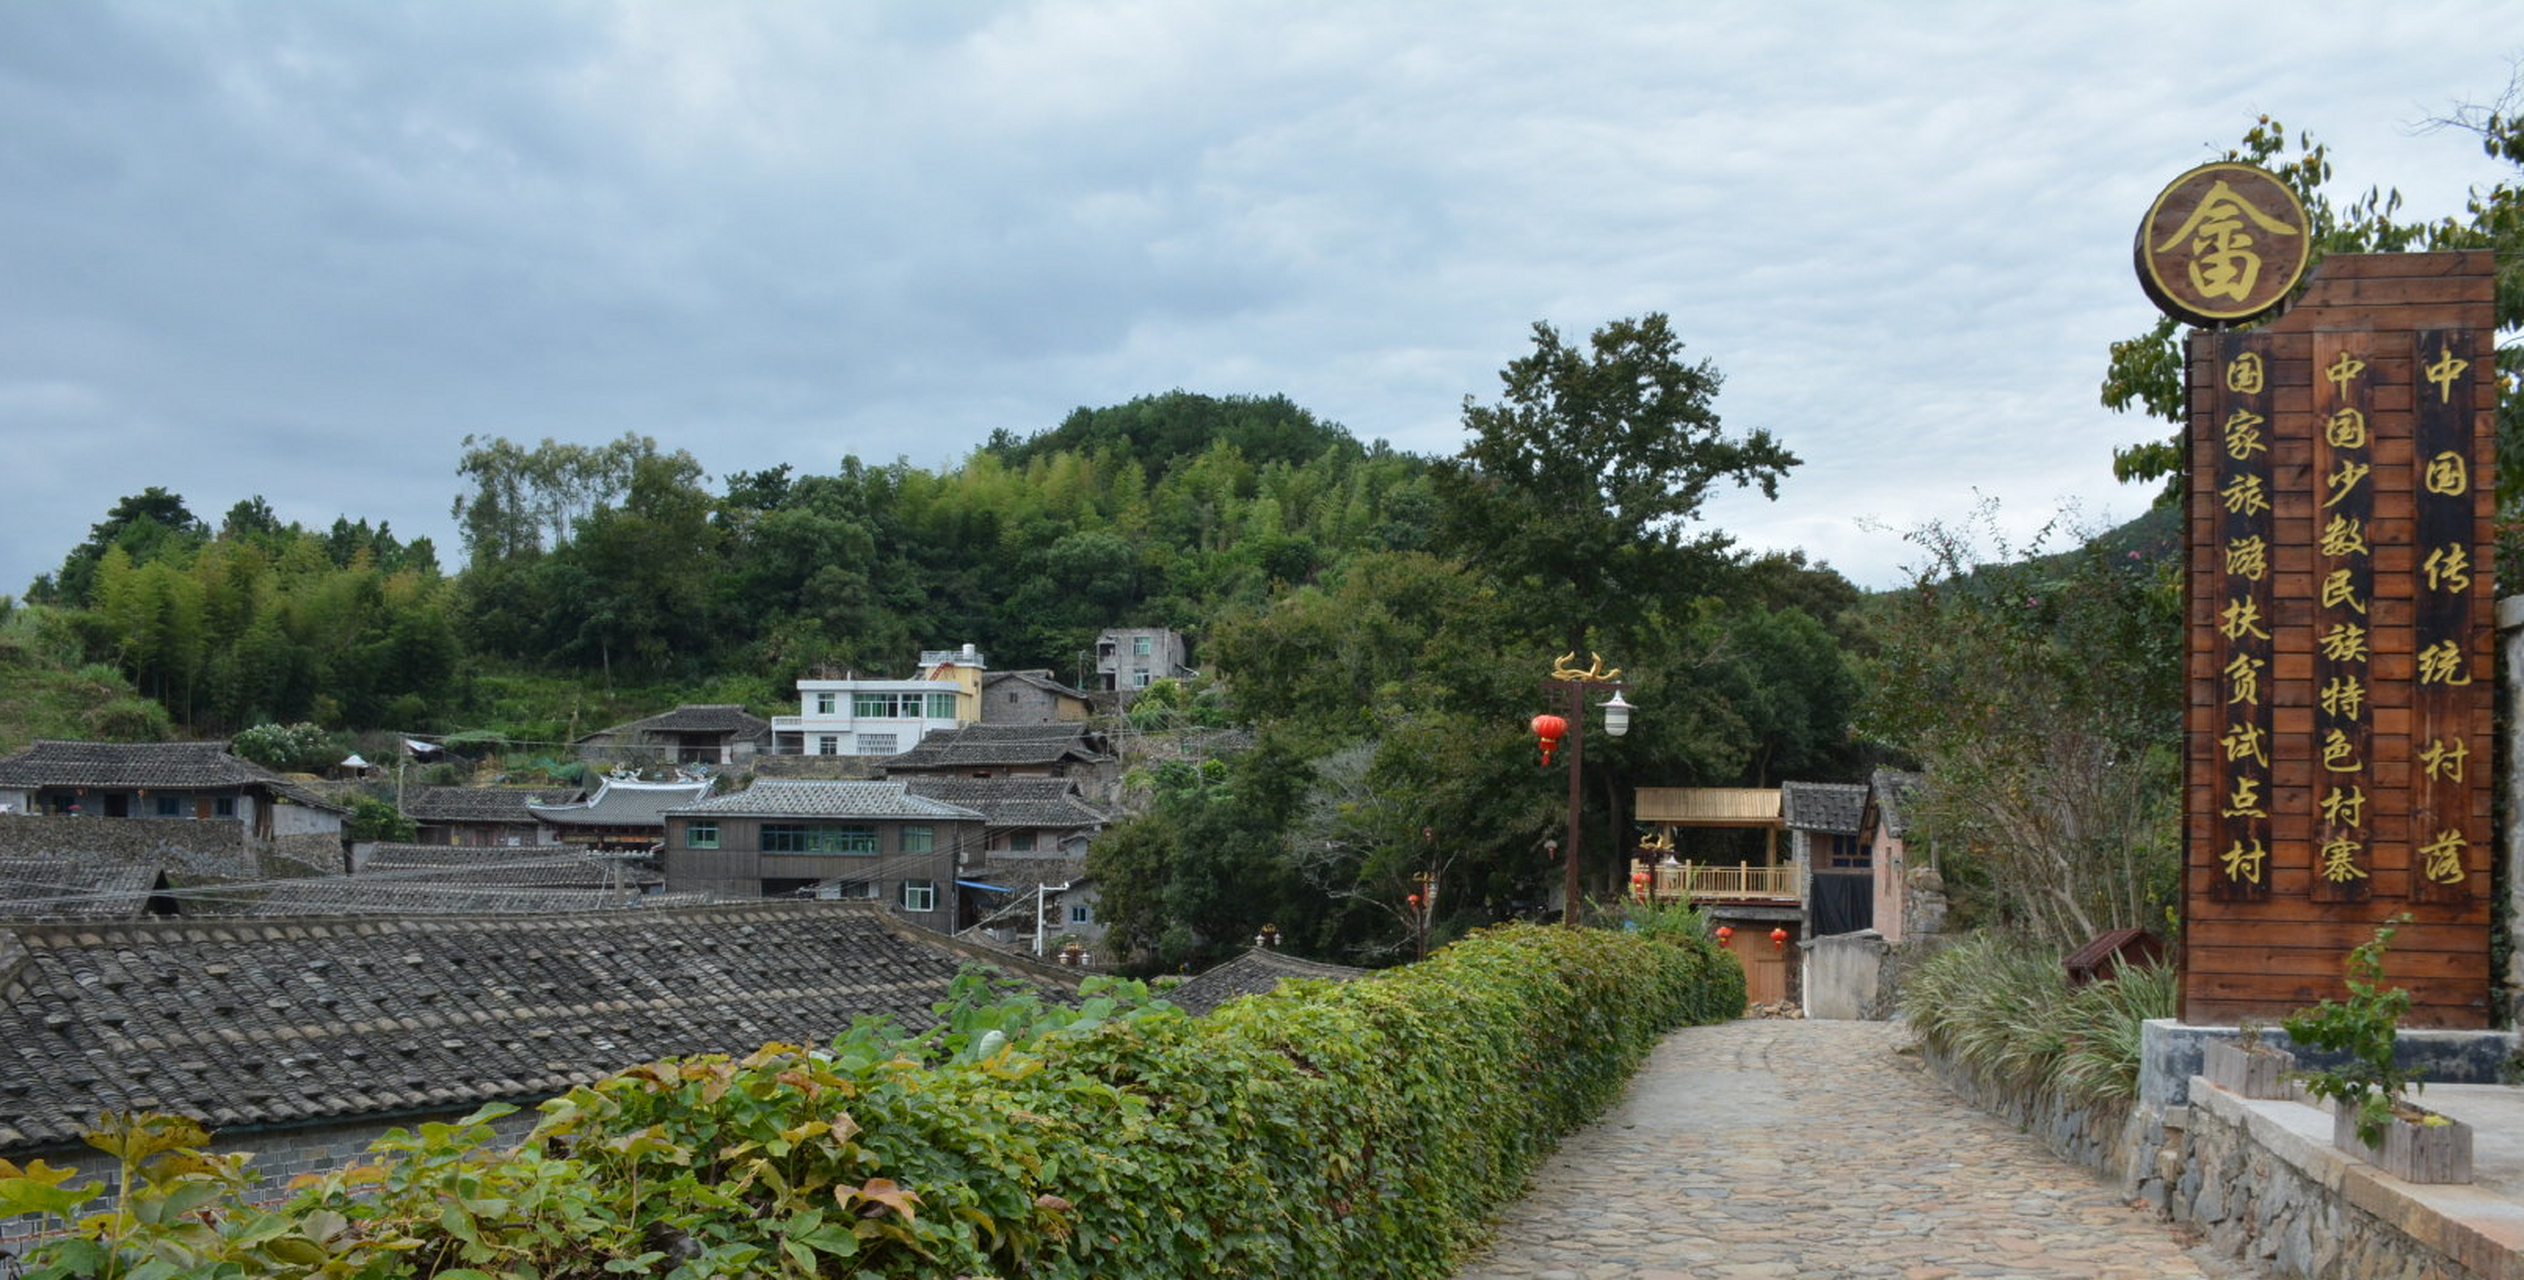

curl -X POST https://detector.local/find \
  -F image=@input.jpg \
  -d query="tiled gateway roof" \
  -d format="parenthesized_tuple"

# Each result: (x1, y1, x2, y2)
(0, 741, 349, 814)
(400, 787, 579, 824)
(0, 902, 1076, 1154)
(671, 779, 982, 821)
(526, 777, 715, 827)
(883, 723, 1105, 771)
(1165, 948, 1369, 1017)
(1780, 781, 1869, 835)
(901, 777, 1110, 831)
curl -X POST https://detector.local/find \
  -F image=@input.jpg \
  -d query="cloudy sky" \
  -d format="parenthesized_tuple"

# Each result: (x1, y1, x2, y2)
(2, 2, 2517, 595)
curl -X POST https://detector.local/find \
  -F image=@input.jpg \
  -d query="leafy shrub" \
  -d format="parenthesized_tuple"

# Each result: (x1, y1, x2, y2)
(1903, 931, 2172, 1106)
(2283, 915, 2424, 1146)
(343, 793, 417, 844)
(229, 722, 342, 773)
(4, 924, 1741, 1279)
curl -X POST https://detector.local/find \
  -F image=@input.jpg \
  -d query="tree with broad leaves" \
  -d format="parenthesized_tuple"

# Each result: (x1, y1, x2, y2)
(1433, 314, 1798, 657)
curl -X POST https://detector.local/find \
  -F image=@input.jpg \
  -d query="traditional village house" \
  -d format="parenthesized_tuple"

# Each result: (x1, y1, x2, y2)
(0, 901, 1077, 1234)
(901, 776, 1114, 948)
(396, 785, 575, 847)
(1782, 780, 1872, 937)
(0, 740, 349, 843)
(774, 645, 987, 756)
(660, 779, 981, 924)
(979, 669, 1094, 724)
(880, 721, 1107, 781)
(1862, 768, 1939, 944)
(572, 704, 774, 765)
(1630, 786, 1801, 1007)
(524, 775, 713, 853)
(1093, 626, 1193, 694)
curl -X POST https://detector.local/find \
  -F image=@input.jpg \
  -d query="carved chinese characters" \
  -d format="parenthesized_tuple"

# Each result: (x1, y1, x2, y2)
(2208, 335, 2275, 901)
(2137, 163, 2312, 327)
(2170, 250, 2496, 1027)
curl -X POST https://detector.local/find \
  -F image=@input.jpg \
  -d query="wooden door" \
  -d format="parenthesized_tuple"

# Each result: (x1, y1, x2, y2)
(1720, 930, 1788, 1005)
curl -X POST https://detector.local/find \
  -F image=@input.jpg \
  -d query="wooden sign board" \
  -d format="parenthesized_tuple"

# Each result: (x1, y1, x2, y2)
(2178, 250, 2496, 1027)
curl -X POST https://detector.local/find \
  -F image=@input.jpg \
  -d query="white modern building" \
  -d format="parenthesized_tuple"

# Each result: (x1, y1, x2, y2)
(773, 645, 987, 756)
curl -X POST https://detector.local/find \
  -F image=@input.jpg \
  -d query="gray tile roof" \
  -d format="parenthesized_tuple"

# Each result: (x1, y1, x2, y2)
(219, 882, 700, 916)
(582, 704, 773, 741)
(901, 777, 1110, 831)
(670, 779, 984, 821)
(360, 845, 660, 891)
(1871, 769, 1927, 839)
(0, 741, 350, 814)
(0, 860, 165, 920)
(882, 722, 1105, 771)
(982, 670, 1089, 700)
(400, 787, 579, 824)
(1780, 781, 1869, 835)
(526, 777, 715, 827)
(0, 902, 1077, 1154)
(1163, 948, 1369, 1016)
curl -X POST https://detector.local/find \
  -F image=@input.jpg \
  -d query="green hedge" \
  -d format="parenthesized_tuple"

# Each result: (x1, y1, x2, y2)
(5, 921, 1743, 1279)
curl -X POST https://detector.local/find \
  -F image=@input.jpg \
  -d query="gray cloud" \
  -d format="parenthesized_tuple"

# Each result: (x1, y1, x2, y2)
(1, 0, 2515, 594)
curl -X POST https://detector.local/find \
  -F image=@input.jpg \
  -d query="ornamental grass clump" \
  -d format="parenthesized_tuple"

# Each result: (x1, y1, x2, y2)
(1903, 931, 2173, 1106)
(3, 921, 1743, 1280)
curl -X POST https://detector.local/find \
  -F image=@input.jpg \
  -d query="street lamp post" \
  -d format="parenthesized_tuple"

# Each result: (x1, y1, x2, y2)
(1537, 653, 1632, 926)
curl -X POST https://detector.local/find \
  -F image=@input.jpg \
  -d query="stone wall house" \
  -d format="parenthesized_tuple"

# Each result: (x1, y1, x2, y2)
(661, 780, 981, 924)
(573, 704, 773, 765)
(0, 902, 1078, 1236)
(397, 786, 576, 847)
(1094, 627, 1193, 694)
(879, 722, 1107, 781)
(0, 740, 349, 844)
(979, 670, 1094, 725)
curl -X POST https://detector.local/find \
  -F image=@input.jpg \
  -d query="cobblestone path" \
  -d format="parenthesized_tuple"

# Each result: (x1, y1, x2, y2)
(1454, 1019, 2249, 1280)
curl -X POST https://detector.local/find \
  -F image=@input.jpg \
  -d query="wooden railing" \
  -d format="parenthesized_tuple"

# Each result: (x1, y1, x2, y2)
(1632, 860, 1799, 902)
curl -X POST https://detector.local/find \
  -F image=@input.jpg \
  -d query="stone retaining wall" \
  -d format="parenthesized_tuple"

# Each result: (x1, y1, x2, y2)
(2158, 1083, 2505, 1280)
(1921, 1037, 2505, 1279)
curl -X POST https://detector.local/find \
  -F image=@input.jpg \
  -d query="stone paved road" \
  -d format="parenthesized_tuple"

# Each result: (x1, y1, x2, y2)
(1453, 1020, 2252, 1280)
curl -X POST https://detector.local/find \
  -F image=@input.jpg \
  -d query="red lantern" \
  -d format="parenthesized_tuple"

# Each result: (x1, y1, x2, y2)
(1629, 869, 1650, 902)
(1715, 926, 1733, 943)
(1770, 927, 1789, 950)
(1407, 893, 1422, 909)
(1530, 713, 1568, 765)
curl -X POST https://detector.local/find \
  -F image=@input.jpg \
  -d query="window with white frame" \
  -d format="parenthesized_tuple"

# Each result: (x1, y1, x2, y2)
(1132, 670, 1152, 688)
(1069, 903, 1093, 924)
(901, 879, 937, 912)
(815, 692, 836, 714)
(686, 822, 719, 849)
(817, 879, 878, 900)
(815, 736, 838, 755)
(1133, 635, 1151, 656)
(926, 692, 957, 719)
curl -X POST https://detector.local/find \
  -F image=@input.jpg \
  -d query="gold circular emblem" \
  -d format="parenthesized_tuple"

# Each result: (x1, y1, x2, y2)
(2134, 162, 2311, 326)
